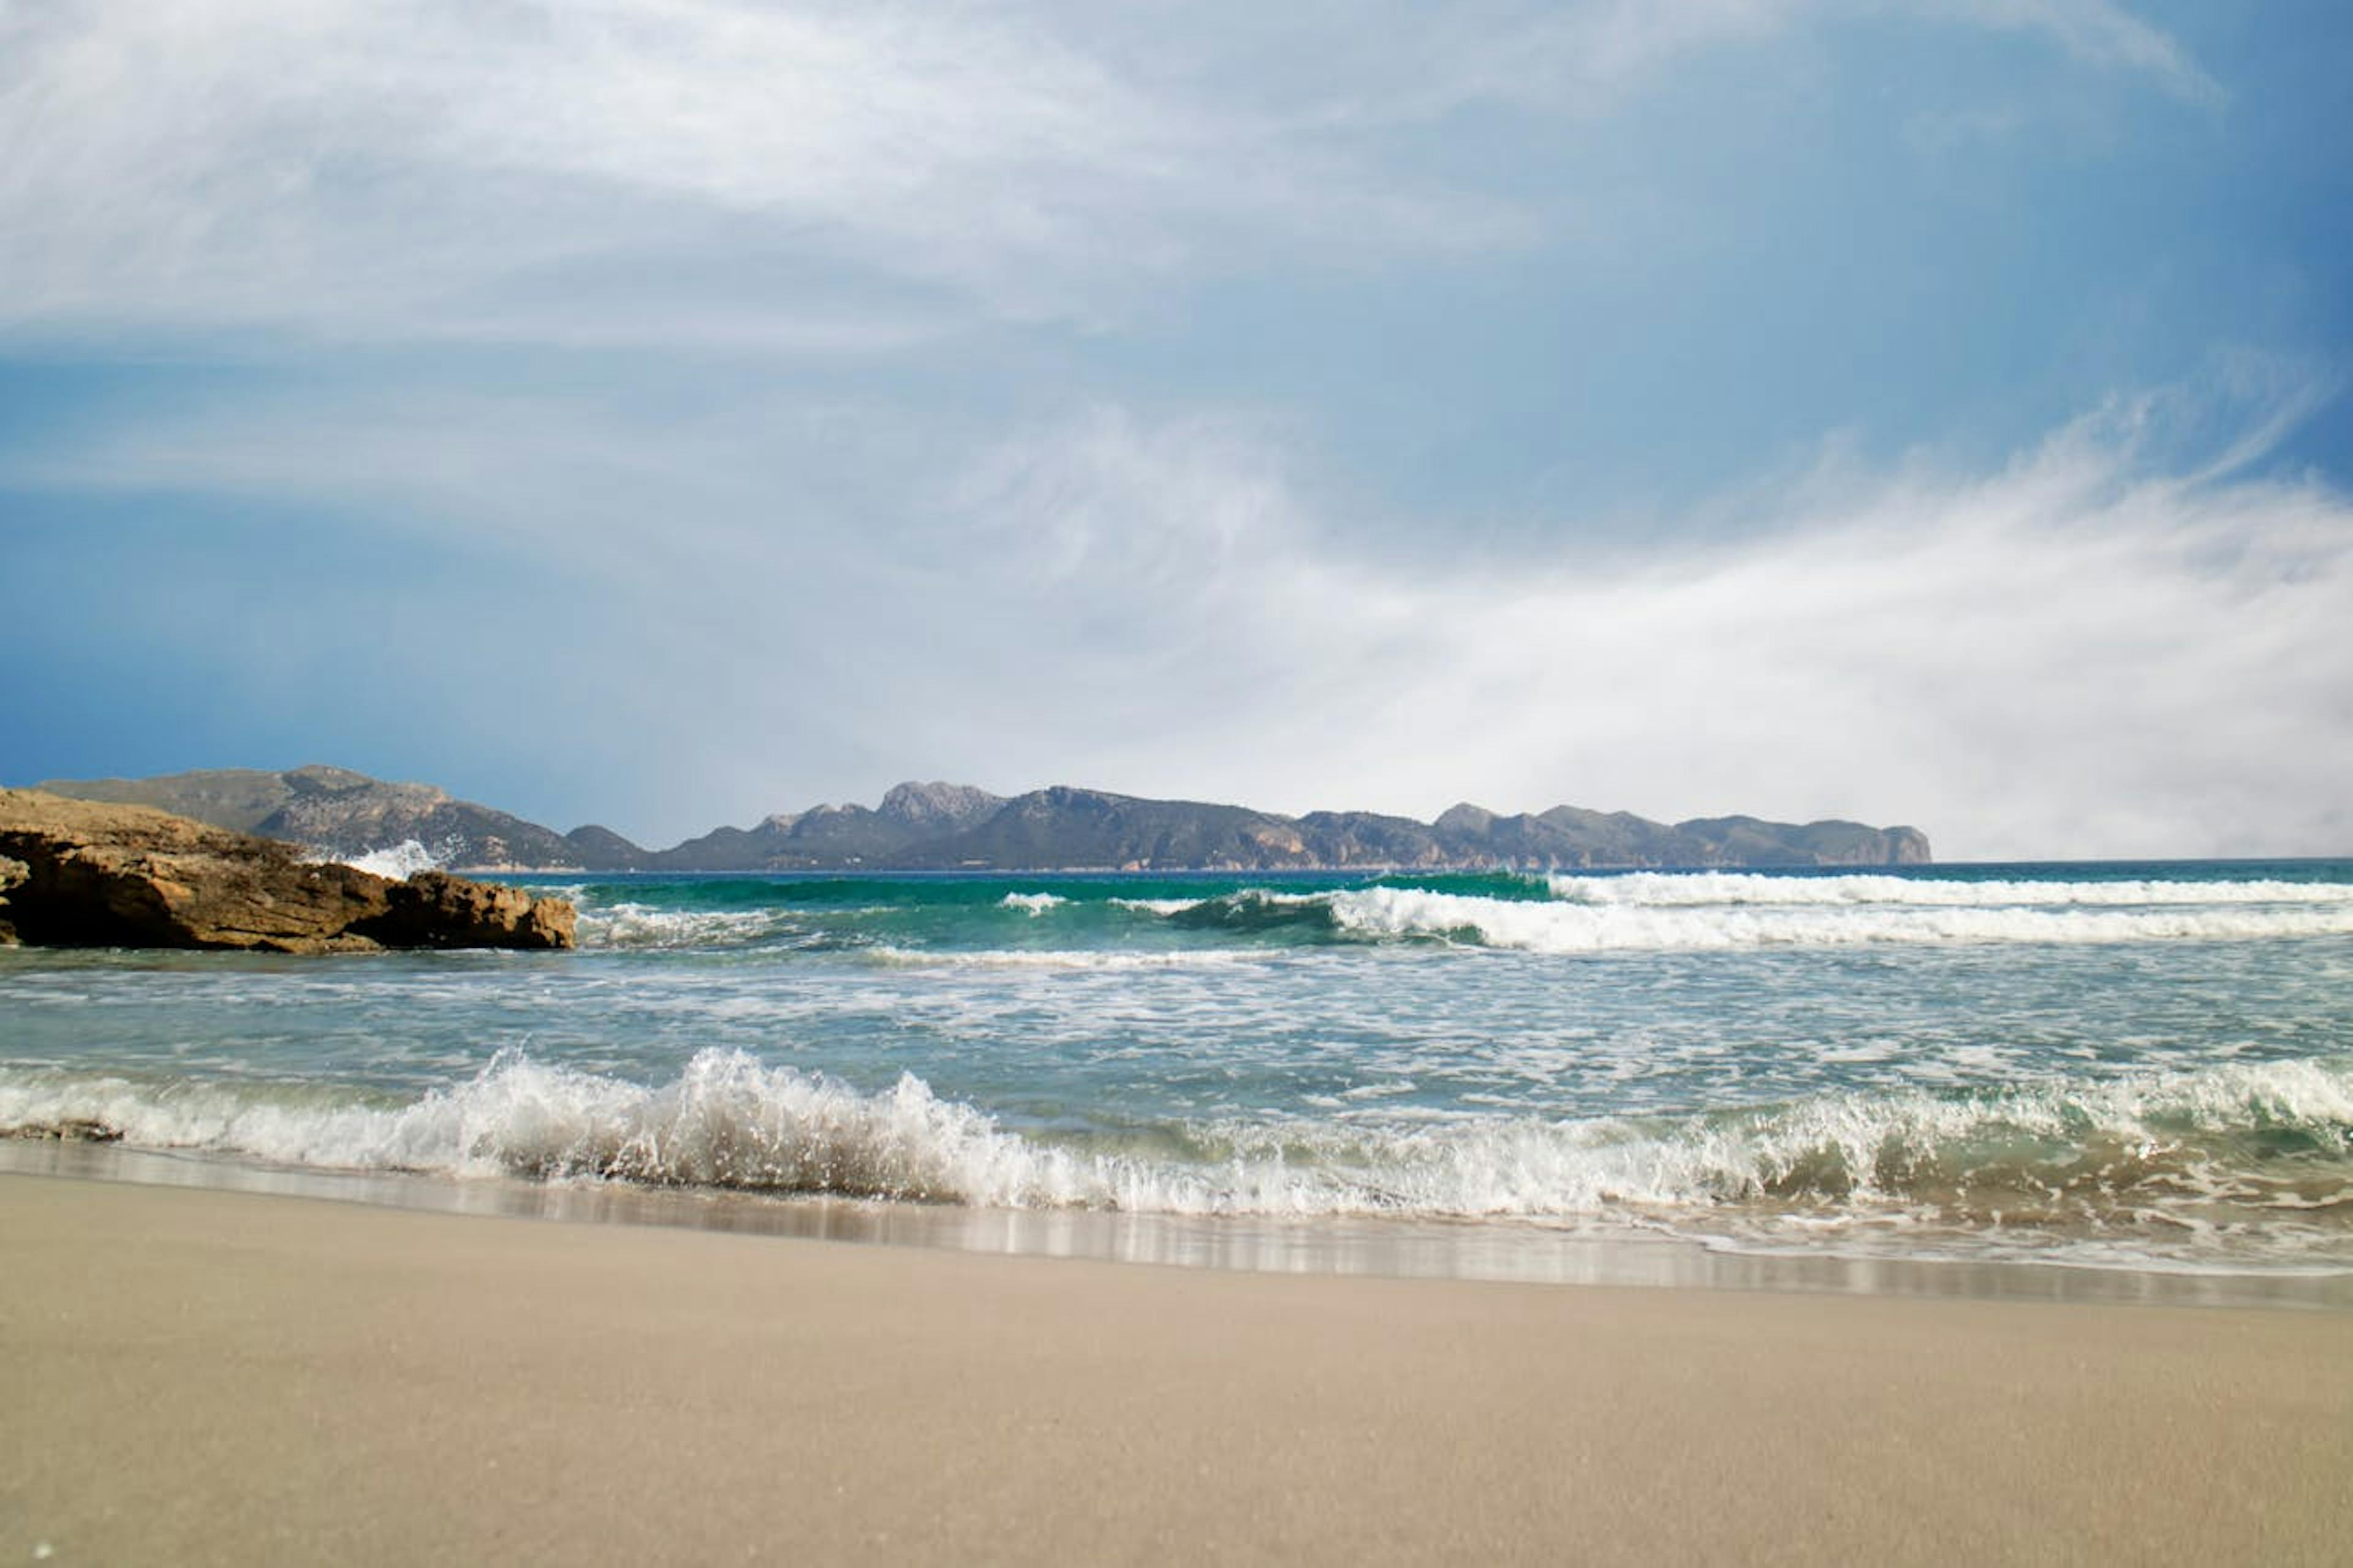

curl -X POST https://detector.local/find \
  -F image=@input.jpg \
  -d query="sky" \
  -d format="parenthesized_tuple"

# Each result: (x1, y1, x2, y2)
(2, 0, 2349, 859)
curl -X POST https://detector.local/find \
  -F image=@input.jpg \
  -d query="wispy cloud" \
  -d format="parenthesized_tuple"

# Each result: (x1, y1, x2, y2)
(0, 0, 1504, 342)
(5, 0, 2292, 855)
(919, 379, 2349, 860)
(15, 365, 2344, 858)
(0, 0, 2216, 346)
(1928, 0, 2224, 105)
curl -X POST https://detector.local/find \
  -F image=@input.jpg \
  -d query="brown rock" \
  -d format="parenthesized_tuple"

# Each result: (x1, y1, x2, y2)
(0, 789, 574, 953)
(355, 869, 577, 950)
(0, 852, 24, 945)
(2, 1116, 122, 1141)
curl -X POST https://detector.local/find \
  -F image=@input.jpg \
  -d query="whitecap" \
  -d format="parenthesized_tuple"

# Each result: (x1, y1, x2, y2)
(1000, 892, 1067, 916)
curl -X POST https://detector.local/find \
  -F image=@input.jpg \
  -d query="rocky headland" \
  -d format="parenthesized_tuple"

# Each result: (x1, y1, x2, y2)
(36, 763, 602, 873)
(0, 789, 574, 953)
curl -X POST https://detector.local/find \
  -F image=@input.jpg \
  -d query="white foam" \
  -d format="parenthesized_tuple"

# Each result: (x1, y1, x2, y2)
(1547, 871, 2353, 908)
(332, 839, 441, 879)
(575, 904, 790, 950)
(6, 1053, 2346, 1268)
(1110, 897, 1206, 916)
(0, 1052, 1072, 1203)
(1329, 885, 2353, 953)
(1000, 892, 1067, 916)
(858, 945, 1263, 971)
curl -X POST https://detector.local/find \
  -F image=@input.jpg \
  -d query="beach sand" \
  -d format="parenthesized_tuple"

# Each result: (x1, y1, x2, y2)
(4, 1173, 2348, 1565)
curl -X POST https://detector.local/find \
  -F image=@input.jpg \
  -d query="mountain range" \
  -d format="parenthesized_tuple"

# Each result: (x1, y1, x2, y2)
(32, 766, 1931, 871)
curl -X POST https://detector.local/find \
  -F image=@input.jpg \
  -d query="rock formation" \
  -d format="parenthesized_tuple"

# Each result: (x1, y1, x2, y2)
(35, 763, 632, 871)
(0, 854, 26, 946)
(0, 789, 574, 953)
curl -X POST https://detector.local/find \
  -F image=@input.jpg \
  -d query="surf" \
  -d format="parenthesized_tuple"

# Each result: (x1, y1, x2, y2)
(7, 1049, 2347, 1272)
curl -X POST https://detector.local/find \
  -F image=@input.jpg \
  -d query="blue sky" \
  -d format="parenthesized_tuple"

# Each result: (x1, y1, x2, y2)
(3, 0, 2349, 857)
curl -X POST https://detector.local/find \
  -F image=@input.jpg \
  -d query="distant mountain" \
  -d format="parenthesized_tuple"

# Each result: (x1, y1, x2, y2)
(656, 781, 1011, 869)
(34, 767, 1931, 871)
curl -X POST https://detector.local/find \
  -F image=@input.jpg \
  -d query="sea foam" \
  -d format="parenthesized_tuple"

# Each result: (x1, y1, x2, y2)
(6, 1051, 2347, 1268)
(556, 873, 2353, 960)
(1096, 876, 2353, 954)
(332, 839, 441, 879)
(858, 945, 1264, 971)
(575, 904, 801, 950)
(1325, 885, 2353, 953)
(1547, 872, 2353, 907)
(1000, 892, 1068, 916)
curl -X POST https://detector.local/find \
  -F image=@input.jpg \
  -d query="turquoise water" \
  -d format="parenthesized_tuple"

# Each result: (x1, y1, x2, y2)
(4, 863, 2351, 1278)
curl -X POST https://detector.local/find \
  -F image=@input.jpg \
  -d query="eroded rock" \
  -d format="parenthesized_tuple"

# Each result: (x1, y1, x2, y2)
(0, 789, 574, 953)
(0, 852, 25, 945)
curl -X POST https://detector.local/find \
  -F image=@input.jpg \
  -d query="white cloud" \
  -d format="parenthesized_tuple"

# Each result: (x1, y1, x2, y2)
(1927, 0, 2223, 105)
(2, 0, 2279, 858)
(18, 371, 2346, 859)
(0, 0, 2215, 344)
(0, 0, 1513, 341)
(910, 389, 2349, 860)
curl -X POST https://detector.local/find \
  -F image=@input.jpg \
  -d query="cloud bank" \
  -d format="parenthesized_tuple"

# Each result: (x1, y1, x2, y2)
(5, 0, 2343, 860)
(1, 0, 2216, 341)
(16, 367, 2347, 860)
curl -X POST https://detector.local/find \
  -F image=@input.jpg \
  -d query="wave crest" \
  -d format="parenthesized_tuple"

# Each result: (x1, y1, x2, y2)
(1548, 872, 2353, 908)
(1000, 892, 1067, 915)
(6, 1053, 2349, 1267)
(1325, 885, 2353, 953)
(314, 839, 441, 879)
(575, 904, 803, 950)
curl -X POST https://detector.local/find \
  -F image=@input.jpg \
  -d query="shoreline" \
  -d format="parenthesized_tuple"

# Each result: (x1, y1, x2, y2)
(6, 1138, 2347, 1312)
(6, 1170, 2349, 1563)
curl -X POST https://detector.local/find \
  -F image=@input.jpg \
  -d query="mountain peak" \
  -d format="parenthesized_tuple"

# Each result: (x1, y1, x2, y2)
(282, 763, 442, 804)
(878, 781, 1006, 830)
(1434, 803, 1497, 835)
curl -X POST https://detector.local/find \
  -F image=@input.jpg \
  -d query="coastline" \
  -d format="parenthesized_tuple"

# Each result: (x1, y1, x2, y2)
(8, 1138, 2351, 1311)
(7, 1172, 2349, 1565)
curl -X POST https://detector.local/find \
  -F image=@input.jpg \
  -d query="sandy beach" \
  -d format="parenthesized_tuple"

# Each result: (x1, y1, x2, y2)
(4, 1173, 2348, 1565)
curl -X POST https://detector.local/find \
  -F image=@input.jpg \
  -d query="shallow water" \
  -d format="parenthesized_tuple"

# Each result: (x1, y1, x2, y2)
(4, 862, 2349, 1289)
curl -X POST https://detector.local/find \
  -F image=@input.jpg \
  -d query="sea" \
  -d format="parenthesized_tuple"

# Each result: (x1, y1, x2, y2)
(5, 860, 2351, 1305)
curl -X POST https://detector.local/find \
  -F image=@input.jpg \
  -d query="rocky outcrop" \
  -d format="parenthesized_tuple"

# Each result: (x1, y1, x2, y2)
(36, 765, 647, 871)
(0, 789, 574, 953)
(0, 854, 26, 945)
(352, 871, 577, 950)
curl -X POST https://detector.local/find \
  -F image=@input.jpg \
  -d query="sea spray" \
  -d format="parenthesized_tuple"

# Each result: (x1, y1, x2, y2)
(7, 1050, 2347, 1268)
(1546, 871, 2353, 908)
(1322, 884, 2353, 952)
(328, 839, 441, 879)
(1001, 892, 1069, 916)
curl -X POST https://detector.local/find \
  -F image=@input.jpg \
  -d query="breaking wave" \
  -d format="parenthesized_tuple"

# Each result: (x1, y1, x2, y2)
(575, 903, 806, 950)
(328, 839, 441, 879)
(6, 1051, 2349, 1269)
(1319, 885, 2353, 953)
(1000, 892, 1067, 915)
(1113, 879, 2353, 954)
(1547, 872, 2353, 908)
(1109, 896, 1207, 916)
(550, 871, 2353, 957)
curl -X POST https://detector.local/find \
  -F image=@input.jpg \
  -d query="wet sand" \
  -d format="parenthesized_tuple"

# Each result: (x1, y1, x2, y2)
(4, 1172, 2349, 1564)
